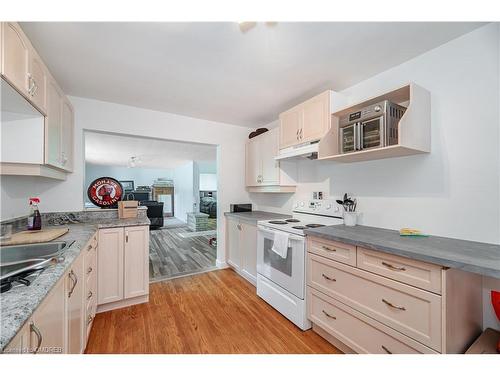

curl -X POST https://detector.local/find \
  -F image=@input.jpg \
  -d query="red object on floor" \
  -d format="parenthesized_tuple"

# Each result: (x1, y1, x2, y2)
(492, 291, 500, 320)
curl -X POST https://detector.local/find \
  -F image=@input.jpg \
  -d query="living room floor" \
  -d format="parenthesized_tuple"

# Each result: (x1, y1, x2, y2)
(149, 218, 217, 282)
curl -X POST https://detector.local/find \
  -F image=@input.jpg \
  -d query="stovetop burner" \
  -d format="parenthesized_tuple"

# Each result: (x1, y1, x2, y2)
(268, 220, 288, 225)
(285, 219, 300, 223)
(305, 224, 326, 228)
(292, 226, 307, 230)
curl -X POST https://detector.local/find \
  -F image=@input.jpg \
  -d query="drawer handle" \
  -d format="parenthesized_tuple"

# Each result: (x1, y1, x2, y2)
(87, 245, 92, 251)
(322, 310, 336, 320)
(87, 315, 94, 325)
(87, 266, 93, 275)
(322, 245, 337, 252)
(382, 261, 406, 271)
(322, 273, 336, 282)
(30, 322, 43, 354)
(381, 345, 392, 354)
(382, 298, 406, 311)
(87, 291, 93, 300)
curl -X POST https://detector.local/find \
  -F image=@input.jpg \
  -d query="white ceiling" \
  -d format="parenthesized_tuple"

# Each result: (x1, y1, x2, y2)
(22, 22, 484, 127)
(85, 131, 216, 169)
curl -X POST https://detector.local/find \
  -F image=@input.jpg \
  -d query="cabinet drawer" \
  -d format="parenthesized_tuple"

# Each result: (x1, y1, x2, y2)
(307, 237, 356, 266)
(357, 247, 443, 294)
(308, 288, 437, 354)
(307, 253, 442, 351)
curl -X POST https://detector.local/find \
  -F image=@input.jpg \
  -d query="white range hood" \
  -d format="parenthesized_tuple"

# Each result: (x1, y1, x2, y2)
(274, 142, 319, 161)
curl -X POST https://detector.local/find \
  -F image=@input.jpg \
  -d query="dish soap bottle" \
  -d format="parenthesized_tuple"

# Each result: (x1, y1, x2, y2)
(28, 197, 42, 231)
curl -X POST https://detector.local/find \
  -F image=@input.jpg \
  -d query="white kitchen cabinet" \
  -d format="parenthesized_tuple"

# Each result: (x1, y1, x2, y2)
(29, 275, 66, 354)
(279, 90, 346, 150)
(0, 22, 73, 180)
(124, 226, 149, 299)
(245, 128, 296, 193)
(3, 323, 30, 354)
(98, 227, 124, 305)
(97, 226, 149, 312)
(60, 97, 74, 172)
(67, 250, 85, 354)
(225, 217, 257, 285)
(1, 22, 30, 97)
(240, 222, 257, 283)
(27, 49, 47, 114)
(84, 234, 98, 345)
(226, 217, 241, 270)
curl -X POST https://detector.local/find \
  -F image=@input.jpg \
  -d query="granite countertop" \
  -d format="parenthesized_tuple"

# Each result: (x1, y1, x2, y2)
(224, 211, 291, 224)
(0, 216, 150, 351)
(304, 225, 500, 279)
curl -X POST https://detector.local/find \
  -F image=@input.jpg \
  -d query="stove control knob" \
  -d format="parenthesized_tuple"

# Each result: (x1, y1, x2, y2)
(334, 206, 339, 212)
(299, 202, 304, 207)
(294, 203, 298, 208)
(326, 204, 332, 209)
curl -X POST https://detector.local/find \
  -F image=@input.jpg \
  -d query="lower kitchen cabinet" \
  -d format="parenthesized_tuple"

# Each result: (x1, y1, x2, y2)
(66, 248, 85, 354)
(29, 275, 66, 354)
(306, 236, 483, 354)
(225, 217, 257, 285)
(97, 225, 149, 312)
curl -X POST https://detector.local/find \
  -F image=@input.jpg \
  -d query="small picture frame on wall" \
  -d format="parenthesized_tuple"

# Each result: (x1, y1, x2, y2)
(120, 180, 134, 191)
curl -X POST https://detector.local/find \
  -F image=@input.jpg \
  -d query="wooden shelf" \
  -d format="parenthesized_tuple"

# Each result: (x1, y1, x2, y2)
(246, 185, 296, 193)
(318, 83, 431, 163)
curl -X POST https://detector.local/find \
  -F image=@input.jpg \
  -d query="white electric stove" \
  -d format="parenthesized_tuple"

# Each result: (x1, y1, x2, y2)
(256, 199, 344, 330)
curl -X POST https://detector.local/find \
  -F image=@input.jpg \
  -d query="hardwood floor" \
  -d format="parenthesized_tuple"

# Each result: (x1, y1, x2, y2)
(149, 225, 217, 282)
(85, 269, 341, 354)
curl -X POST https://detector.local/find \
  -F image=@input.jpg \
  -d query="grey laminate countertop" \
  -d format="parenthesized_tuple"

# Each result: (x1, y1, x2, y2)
(304, 225, 500, 279)
(0, 217, 150, 351)
(224, 211, 291, 224)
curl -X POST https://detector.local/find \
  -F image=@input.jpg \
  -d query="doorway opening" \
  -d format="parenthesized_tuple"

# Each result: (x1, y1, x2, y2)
(83, 131, 218, 282)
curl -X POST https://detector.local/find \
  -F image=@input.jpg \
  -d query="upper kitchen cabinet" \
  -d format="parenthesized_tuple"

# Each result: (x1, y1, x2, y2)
(318, 83, 431, 163)
(1, 22, 30, 99)
(279, 90, 347, 150)
(0, 22, 74, 179)
(245, 128, 296, 193)
(1, 22, 47, 115)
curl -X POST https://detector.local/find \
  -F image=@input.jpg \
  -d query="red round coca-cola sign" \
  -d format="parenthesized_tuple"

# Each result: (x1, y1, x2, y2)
(87, 177, 124, 208)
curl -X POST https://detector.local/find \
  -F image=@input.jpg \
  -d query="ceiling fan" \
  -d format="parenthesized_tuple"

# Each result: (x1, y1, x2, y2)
(238, 22, 277, 33)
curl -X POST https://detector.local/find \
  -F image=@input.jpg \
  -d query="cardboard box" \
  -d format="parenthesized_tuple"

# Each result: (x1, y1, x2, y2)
(118, 200, 138, 219)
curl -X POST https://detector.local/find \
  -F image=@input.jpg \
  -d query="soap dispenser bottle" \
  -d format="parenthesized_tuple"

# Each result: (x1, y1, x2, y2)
(27, 197, 42, 231)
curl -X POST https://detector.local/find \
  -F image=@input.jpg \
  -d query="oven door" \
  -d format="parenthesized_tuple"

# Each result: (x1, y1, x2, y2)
(257, 226, 306, 299)
(360, 116, 384, 150)
(339, 124, 357, 153)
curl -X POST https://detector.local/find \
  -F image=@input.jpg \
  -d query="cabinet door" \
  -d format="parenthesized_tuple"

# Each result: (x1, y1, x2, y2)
(240, 222, 257, 284)
(259, 128, 280, 186)
(302, 92, 330, 142)
(279, 106, 302, 149)
(67, 252, 84, 354)
(3, 323, 30, 354)
(30, 276, 66, 354)
(98, 228, 124, 305)
(46, 77, 63, 168)
(60, 98, 74, 172)
(28, 51, 47, 114)
(226, 218, 241, 269)
(1, 22, 29, 96)
(124, 226, 149, 299)
(245, 137, 261, 186)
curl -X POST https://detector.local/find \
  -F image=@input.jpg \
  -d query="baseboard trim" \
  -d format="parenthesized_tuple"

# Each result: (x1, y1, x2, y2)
(216, 259, 228, 268)
(97, 294, 149, 313)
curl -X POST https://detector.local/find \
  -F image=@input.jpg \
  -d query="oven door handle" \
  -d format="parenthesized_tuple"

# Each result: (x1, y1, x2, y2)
(257, 226, 305, 242)
(358, 122, 364, 150)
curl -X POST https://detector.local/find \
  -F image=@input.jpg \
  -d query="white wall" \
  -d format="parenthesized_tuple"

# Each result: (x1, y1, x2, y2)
(200, 174, 217, 191)
(253, 23, 500, 330)
(254, 24, 500, 244)
(1, 97, 250, 265)
(173, 161, 194, 222)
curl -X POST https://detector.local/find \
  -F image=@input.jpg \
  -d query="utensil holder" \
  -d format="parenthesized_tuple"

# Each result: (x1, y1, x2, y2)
(344, 212, 358, 227)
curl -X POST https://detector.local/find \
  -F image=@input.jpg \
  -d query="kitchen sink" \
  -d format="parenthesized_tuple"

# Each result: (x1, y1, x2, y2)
(0, 241, 73, 280)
